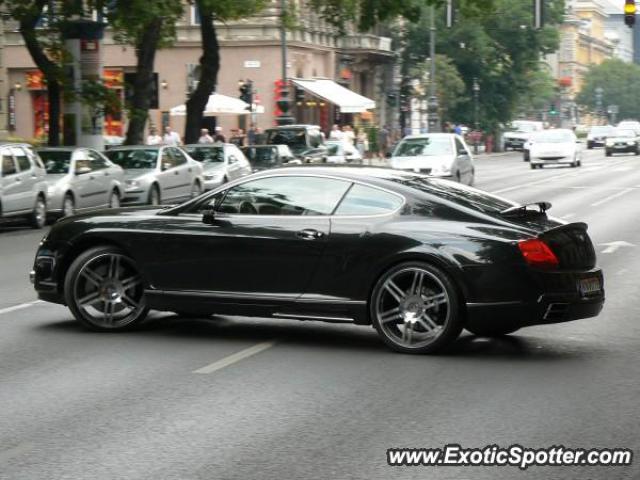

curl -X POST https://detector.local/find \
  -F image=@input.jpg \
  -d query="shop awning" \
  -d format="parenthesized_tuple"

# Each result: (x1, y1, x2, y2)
(291, 78, 376, 113)
(170, 93, 264, 116)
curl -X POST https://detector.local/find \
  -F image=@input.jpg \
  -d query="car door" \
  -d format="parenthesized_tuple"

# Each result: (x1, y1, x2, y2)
(156, 147, 182, 201)
(1, 149, 23, 214)
(170, 147, 195, 199)
(225, 147, 243, 180)
(12, 146, 38, 212)
(454, 137, 473, 183)
(87, 149, 113, 207)
(230, 145, 252, 176)
(72, 150, 103, 209)
(150, 175, 351, 299)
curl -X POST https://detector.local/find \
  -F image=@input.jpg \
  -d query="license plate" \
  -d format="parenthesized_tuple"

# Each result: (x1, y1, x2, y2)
(578, 277, 601, 297)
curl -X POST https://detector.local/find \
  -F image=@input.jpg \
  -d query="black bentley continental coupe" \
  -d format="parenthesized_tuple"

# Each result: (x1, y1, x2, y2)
(31, 167, 604, 354)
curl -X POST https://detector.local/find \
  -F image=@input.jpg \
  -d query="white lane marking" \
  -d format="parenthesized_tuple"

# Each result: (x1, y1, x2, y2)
(599, 241, 636, 254)
(491, 171, 580, 194)
(591, 188, 634, 207)
(0, 301, 43, 316)
(193, 341, 276, 374)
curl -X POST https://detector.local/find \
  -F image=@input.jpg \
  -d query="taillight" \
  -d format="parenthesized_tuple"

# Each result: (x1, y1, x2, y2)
(518, 238, 559, 269)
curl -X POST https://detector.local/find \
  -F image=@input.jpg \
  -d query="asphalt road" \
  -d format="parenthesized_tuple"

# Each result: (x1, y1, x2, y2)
(1, 148, 640, 480)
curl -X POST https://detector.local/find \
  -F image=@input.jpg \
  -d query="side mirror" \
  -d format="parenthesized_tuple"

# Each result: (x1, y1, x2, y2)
(75, 166, 91, 175)
(202, 205, 216, 225)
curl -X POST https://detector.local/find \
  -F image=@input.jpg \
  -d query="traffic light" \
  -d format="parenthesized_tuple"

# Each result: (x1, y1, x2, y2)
(549, 102, 558, 115)
(625, 0, 636, 27)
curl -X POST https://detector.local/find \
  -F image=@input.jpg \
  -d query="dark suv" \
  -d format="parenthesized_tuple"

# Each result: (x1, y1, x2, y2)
(264, 125, 328, 163)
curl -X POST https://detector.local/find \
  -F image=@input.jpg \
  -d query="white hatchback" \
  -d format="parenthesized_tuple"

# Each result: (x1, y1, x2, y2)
(390, 133, 475, 185)
(529, 129, 581, 169)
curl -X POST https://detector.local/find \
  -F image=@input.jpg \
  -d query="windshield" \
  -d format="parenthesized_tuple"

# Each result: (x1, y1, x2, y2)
(614, 129, 636, 138)
(105, 149, 158, 169)
(531, 131, 573, 143)
(38, 151, 72, 174)
(394, 137, 453, 157)
(266, 129, 308, 153)
(184, 146, 224, 163)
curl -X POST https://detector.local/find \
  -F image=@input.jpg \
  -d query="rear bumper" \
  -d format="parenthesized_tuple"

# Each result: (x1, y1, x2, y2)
(465, 268, 604, 331)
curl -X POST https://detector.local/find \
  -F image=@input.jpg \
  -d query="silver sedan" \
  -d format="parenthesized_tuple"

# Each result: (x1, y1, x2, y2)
(104, 146, 204, 205)
(182, 143, 252, 191)
(37, 147, 125, 218)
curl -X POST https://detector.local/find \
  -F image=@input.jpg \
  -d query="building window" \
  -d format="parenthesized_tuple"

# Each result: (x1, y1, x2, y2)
(191, 5, 201, 26)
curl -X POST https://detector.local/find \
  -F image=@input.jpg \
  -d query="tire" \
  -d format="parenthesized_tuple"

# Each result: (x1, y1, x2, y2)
(62, 193, 75, 217)
(370, 261, 463, 354)
(190, 181, 203, 199)
(29, 195, 46, 229)
(64, 245, 149, 331)
(468, 169, 475, 187)
(635, 148, 639, 156)
(148, 185, 161, 206)
(530, 164, 537, 169)
(109, 190, 120, 209)
(466, 324, 520, 337)
(605, 150, 612, 157)
(587, 142, 593, 150)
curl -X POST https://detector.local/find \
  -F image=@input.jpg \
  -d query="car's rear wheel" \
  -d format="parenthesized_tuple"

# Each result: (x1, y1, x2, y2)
(465, 324, 520, 337)
(605, 149, 612, 157)
(29, 195, 46, 229)
(64, 246, 149, 331)
(370, 262, 463, 354)
(148, 185, 161, 206)
(190, 181, 202, 198)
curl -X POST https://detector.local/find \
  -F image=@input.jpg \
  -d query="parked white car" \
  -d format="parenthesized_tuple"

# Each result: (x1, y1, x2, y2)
(104, 146, 204, 205)
(37, 147, 125, 219)
(529, 129, 581, 169)
(325, 140, 363, 164)
(183, 143, 251, 190)
(390, 133, 475, 185)
(504, 120, 544, 151)
(0, 143, 48, 228)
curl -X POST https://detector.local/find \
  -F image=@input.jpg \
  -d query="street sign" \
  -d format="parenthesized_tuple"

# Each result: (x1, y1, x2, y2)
(244, 60, 261, 69)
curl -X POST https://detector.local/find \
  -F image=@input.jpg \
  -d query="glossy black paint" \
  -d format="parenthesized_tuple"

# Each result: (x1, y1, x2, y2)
(32, 167, 604, 330)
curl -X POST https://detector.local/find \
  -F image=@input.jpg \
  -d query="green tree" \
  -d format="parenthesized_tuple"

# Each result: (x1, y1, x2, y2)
(576, 59, 640, 121)
(515, 67, 557, 117)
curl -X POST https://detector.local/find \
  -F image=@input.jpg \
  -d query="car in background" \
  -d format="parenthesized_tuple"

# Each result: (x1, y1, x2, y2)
(529, 129, 581, 169)
(390, 133, 474, 185)
(103, 135, 125, 150)
(325, 140, 363, 164)
(0, 143, 48, 228)
(504, 120, 544, 151)
(183, 143, 251, 190)
(604, 129, 639, 157)
(242, 144, 299, 172)
(104, 146, 204, 205)
(586, 125, 616, 149)
(617, 120, 640, 135)
(38, 147, 124, 219)
(264, 125, 328, 163)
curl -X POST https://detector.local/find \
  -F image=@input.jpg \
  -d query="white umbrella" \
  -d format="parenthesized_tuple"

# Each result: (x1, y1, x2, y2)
(170, 93, 253, 116)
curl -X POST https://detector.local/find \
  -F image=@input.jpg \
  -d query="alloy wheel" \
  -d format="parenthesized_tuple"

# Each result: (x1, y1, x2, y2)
(31, 197, 46, 229)
(71, 252, 146, 329)
(109, 191, 121, 208)
(373, 266, 452, 351)
(191, 182, 202, 198)
(63, 195, 75, 217)
(149, 187, 160, 206)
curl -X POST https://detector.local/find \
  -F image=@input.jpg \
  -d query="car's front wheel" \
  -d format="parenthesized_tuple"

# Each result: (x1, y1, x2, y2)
(109, 190, 120, 208)
(29, 195, 46, 229)
(370, 262, 463, 354)
(148, 185, 161, 206)
(64, 246, 149, 331)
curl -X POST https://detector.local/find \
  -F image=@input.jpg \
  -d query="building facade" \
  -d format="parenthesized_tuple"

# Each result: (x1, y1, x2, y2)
(2, 1, 394, 142)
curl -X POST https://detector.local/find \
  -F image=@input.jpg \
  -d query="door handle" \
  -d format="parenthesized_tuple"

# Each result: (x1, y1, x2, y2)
(296, 229, 324, 240)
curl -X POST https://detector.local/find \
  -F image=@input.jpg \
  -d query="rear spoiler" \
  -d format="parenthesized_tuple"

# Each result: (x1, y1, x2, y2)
(500, 201, 551, 217)
(540, 222, 588, 235)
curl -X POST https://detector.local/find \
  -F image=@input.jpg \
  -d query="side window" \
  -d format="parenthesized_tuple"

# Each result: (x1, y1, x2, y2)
(88, 150, 109, 170)
(309, 131, 322, 148)
(334, 184, 404, 216)
(161, 149, 176, 170)
(455, 138, 468, 155)
(217, 176, 350, 216)
(1, 151, 17, 176)
(12, 147, 32, 172)
(171, 148, 188, 166)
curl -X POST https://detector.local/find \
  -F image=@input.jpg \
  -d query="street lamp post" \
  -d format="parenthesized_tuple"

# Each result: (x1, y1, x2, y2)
(427, 5, 440, 133)
(595, 87, 604, 124)
(473, 77, 480, 154)
(276, 0, 294, 125)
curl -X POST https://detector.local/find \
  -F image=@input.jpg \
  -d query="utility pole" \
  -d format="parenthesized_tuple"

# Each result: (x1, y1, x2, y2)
(473, 77, 480, 154)
(276, 0, 294, 125)
(427, 5, 440, 133)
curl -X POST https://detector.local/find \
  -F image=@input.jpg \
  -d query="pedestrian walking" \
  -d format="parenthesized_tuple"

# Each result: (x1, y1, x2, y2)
(146, 127, 162, 145)
(163, 126, 182, 146)
(198, 128, 214, 144)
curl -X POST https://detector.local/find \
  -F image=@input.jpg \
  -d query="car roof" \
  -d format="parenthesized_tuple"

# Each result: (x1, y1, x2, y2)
(183, 143, 230, 148)
(265, 124, 320, 130)
(400, 133, 457, 140)
(36, 147, 82, 151)
(107, 145, 163, 150)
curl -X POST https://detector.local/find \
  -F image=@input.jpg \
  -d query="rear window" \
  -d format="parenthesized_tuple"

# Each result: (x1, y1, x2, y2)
(184, 146, 223, 163)
(105, 149, 158, 169)
(390, 176, 515, 214)
(39, 150, 72, 174)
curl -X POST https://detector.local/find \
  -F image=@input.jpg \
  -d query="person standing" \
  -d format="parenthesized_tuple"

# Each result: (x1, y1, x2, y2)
(329, 124, 344, 141)
(198, 128, 214, 144)
(343, 125, 356, 146)
(146, 127, 162, 145)
(213, 126, 226, 143)
(163, 126, 182, 146)
(356, 129, 368, 159)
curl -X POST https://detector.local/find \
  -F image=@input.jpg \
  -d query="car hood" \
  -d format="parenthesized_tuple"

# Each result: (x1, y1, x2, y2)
(123, 169, 156, 181)
(530, 142, 574, 153)
(607, 136, 637, 142)
(391, 155, 453, 169)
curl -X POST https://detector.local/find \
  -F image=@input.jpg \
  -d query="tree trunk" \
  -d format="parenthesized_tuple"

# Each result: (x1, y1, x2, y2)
(124, 17, 164, 145)
(184, 2, 219, 144)
(19, 0, 61, 146)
